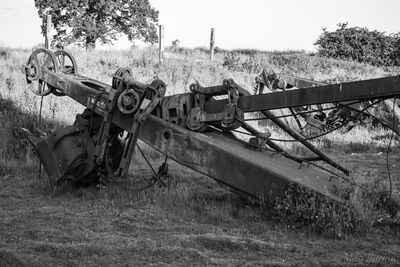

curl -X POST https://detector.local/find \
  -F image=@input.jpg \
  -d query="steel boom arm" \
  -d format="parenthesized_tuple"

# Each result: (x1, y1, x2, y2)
(24, 48, 399, 203)
(29, 68, 343, 202)
(205, 75, 400, 113)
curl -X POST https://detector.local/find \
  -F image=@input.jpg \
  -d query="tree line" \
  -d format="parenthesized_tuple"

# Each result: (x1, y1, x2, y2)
(34, 1, 400, 67)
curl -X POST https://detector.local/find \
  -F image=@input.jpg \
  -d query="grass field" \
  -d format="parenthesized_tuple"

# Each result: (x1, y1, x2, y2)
(0, 46, 400, 266)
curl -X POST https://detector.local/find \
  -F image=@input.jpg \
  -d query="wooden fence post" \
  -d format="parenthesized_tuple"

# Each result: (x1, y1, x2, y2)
(159, 25, 164, 64)
(210, 28, 215, 61)
(45, 14, 52, 49)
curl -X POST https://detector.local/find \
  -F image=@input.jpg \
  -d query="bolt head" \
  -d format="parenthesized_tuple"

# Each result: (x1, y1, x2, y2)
(122, 95, 132, 106)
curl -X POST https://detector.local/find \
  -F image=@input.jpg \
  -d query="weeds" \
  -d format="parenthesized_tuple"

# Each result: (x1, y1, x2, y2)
(272, 183, 356, 238)
(272, 176, 400, 238)
(350, 177, 400, 230)
(222, 53, 241, 71)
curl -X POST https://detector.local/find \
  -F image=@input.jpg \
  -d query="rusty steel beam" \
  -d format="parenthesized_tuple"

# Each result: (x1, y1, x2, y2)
(124, 115, 343, 203)
(204, 75, 400, 113)
(278, 73, 326, 88)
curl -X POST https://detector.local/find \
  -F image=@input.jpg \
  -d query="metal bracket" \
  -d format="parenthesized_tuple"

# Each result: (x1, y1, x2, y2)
(94, 80, 127, 166)
(186, 79, 244, 131)
(117, 79, 166, 178)
(248, 132, 271, 151)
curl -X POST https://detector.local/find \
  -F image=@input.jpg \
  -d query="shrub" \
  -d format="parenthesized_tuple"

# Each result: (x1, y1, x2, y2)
(273, 177, 400, 238)
(222, 53, 241, 71)
(314, 23, 400, 66)
(273, 183, 356, 238)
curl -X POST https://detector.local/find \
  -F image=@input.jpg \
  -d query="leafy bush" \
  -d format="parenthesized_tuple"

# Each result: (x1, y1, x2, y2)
(273, 178, 400, 238)
(314, 23, 400, 66)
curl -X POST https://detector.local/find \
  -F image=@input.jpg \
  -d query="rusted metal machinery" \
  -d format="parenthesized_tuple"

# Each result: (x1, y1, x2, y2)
(23, 48, 400, 203)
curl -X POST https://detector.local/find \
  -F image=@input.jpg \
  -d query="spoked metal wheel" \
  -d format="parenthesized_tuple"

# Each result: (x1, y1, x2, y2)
(112, 67, 133, 89)
(54, 50, 78, 75)
(25, 48, 59, 96)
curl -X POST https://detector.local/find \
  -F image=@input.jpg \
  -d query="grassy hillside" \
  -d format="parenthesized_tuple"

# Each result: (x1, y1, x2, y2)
(0, 46, 400, 266)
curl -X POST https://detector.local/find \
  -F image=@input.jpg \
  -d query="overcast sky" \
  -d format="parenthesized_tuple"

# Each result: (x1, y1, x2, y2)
(0, 0, 399, 51)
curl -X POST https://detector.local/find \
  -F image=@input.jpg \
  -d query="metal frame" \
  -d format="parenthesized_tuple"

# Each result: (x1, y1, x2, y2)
(23, 49, 400, 203)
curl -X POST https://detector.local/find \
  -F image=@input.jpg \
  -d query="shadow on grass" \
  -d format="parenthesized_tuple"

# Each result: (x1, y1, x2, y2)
(0, 97, 59, 161)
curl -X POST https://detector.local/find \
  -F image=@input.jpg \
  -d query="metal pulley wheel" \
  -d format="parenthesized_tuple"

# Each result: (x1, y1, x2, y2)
(221, 108, 244, 130)
(186, 108, 209, 132)
(117, 89, 141, 114)
(25, 48, 59, 96)
(54, 50, 78, 75)
(112, 67, 133, 89)
(48, 50, 79, 96)
(186, 119, 208, 132)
